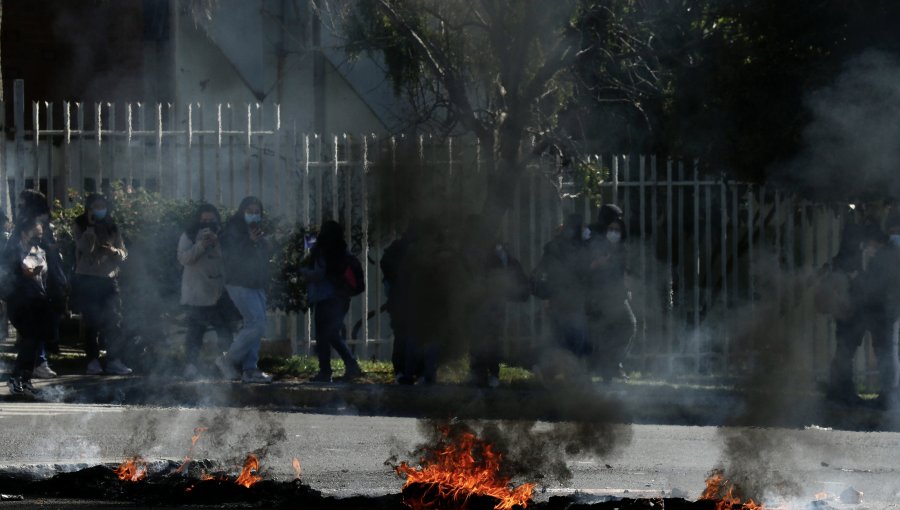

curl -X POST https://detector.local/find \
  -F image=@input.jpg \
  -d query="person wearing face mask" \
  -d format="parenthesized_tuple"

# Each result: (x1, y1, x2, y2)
(461, 216, 530, 388)
(217, 196, 273, 384)
(17, 190, 67, 379)
(177, 203, 235, 379)
(531, 214, 591, 384)
(585, 204, 636, 383)
(3, 217, 53, 395)
(72, 193, 132, 376)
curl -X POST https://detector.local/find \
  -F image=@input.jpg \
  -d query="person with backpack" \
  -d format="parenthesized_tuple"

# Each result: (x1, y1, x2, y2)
(73, 193, 132, 375)
(301, 220, 364, 383)
(217, 196, 274, 384)
(4, 216, 54, 395)
(177, 203, 235, 379)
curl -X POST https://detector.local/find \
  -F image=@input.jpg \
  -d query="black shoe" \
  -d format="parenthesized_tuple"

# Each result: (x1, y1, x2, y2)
(7, 377, 23, 395)
(310, 372, 332, 383)
(21, 379, 40, 397)
(340, 366, 364, 382)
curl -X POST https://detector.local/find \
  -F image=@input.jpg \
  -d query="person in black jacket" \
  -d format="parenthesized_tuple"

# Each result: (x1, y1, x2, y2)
(217, 196, 273, 384)
(586, 209, 636, 383)
(380, 223, 419, 379)
(17, 190, 66, 379)
(300, 220, 364, 383)
(4, 217, 53, 395)
(463, 217, 530, 388)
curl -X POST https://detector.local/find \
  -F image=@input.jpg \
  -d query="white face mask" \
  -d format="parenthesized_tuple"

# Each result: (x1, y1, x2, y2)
(606, 230, 622, 244)
(581, 227, 592, 241)
(891, 234, 900, 247)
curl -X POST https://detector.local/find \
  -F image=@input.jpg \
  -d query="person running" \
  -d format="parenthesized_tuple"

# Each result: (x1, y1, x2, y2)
(217, 196, 273, 384)
(177, 203, 234, 379)
(301, 220, 364, 383)
(72, 193, 132, 375)
(4, 217, 54, 395)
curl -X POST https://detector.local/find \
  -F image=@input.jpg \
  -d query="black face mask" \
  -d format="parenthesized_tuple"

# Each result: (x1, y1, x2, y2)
(199, 221, 220, 233)
(28, 237, 41, 247)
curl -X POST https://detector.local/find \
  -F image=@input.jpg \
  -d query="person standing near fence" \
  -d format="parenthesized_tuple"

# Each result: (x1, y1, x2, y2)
(301, 220, 365, 383)
(586, 205, 636, 383)
(4, 217, 53, 395)
(177, 203, 235, 379)
(217, 196, 274, 384)
(380, 222, 418, 381)
(73, 193, 132, 376)
(463, 216, 530, 388)
(18, 190, 67, 379)
(532, 214, 591, 363)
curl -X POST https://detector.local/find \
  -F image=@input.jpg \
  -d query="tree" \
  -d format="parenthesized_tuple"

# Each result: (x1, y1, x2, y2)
(324, 0, 664, 226)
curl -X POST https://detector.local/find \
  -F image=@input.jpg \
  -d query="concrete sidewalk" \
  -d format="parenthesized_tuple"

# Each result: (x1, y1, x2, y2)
(9, 372, 899, 432)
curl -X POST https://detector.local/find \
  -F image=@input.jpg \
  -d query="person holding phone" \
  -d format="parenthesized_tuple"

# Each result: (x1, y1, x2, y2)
(4, 216, 52, 395)
(178, 203, 234, 378)
(217, 196, 273, 383)
(72, 193, 132, 375)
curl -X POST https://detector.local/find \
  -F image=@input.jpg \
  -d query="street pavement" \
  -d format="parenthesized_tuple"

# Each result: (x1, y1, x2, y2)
(0, 404, 899, 507)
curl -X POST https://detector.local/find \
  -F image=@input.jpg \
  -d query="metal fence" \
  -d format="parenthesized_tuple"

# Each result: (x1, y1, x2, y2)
(5, 81, 874, 385)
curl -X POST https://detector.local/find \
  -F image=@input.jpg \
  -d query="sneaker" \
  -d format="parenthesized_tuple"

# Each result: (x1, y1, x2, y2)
(86, 359, 104, 375)
(33, 361, 57, 379)
(241, 369, 273, 384)
(183, 364, 201, 380)
(215, 355, 240, 380)
(310, 372, 332, 383)
(21, 379, 41, 396)
(106, 359, 133, 376)
(486, 375, 500, 389)
(7, 377, 23, 395)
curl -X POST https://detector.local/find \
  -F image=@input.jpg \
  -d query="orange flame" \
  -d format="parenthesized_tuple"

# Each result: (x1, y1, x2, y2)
(115, 456, 148, 482)
(395, 427, 534, 510)
(235, 454, 263, 488)
(292, 457, 302, 480)
(701, 471, 765, 510)
(174, 426, 209, 474)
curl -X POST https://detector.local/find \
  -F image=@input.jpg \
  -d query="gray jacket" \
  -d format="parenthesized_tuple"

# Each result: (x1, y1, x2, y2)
(178, 232, 225, 306)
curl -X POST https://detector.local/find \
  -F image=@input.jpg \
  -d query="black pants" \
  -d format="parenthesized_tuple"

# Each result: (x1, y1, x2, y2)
(9, 298, 53, 380)
(313, 297, 358, 376)
(184, 295, 235, 360)
(588, 299, 636, 381)
(75, 275, 124, 361)
(388, 309, 409, 376)
(469, 338, 501, 380)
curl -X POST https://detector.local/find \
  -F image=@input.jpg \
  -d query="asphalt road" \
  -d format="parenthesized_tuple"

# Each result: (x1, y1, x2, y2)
(0, 403, 898, 507)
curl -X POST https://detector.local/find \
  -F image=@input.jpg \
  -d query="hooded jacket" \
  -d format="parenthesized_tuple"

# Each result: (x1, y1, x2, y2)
(221, 216, 272, 290)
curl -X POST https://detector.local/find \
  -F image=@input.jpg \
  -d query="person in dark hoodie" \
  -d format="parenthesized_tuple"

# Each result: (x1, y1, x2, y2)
(301, 220, 364, 383)
(533, 213, 591, 356)
(4, 216, 53, 395)
(217, 196, 273, 384)
(585, 204, 636, 383)
(463, 216, 530, 388)
(18, 190, 67, 379)
(380, 222, 419, 380)
(73, 193, 132, 375)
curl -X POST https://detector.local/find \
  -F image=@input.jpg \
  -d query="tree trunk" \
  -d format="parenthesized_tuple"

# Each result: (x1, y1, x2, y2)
(480, 118, 525, 236)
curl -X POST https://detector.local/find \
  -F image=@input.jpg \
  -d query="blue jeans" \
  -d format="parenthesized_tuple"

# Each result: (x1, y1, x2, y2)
(225, 285, 267, 372)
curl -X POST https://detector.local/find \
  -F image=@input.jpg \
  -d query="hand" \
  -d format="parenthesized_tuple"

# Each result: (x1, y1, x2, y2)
(202, 233, 218, 248)
(249, 226, 264, 242)
(22, 264, 42, 279)
(590, 253, 611, 269)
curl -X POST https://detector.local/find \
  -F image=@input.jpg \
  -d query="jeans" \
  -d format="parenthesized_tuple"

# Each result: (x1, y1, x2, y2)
(75, 275, 124, 361)
(184, 295, 235, 361)
(313, 297, 358, 376)
(9, 298, 53, 380)
(225, 285, 266, 372)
